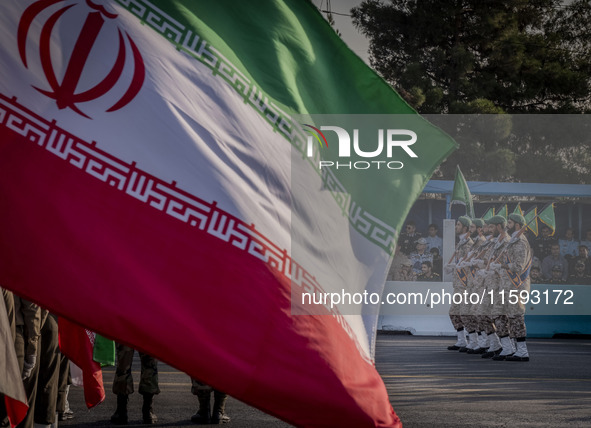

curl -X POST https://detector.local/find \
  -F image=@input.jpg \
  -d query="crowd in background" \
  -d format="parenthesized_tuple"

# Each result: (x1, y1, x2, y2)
(388, 220, 591, 285)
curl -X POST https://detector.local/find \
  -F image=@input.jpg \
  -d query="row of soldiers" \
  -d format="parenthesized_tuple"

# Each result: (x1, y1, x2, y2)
(109, 345, 230, 425)
(0, 288, 230, 426)
(445, 214, 532, 361)
(1, 289, 73, 428)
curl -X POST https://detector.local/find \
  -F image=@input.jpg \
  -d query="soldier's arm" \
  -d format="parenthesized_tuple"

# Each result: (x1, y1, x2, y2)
(507, 240, 529, 274)
(20, 299, 42, 357)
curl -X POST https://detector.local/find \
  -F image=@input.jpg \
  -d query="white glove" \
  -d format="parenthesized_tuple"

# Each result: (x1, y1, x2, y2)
(457, 261, 466, 268)
(444, 263, 456, 275)
(22, 354, 36, 380)
(472, 259, 484, 268)
(489, 262, 502, 271)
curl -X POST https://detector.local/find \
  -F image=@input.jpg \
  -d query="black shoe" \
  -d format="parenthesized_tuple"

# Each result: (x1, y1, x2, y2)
(447, 345, 461, 350)
(467, 347, 486, 354)
(211, 391, 230, 424)
(58, 410, 74, 421)
(492, 352, 513, 361)
(191, 410, 211, 424)
(481, 349, 500, 359)
(143, 410, 158, 424)
(111, 395, 128, 425)
(481, 348, 503, 358)
(458, 347, 469, 352)
(142, 393, 158, 424)
(211, 411, 231, 424)
(506, 355, 529, 362)
(191, 390, 211, 425)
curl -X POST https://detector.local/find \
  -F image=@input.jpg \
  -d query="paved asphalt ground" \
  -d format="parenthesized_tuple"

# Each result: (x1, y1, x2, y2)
(61, 335, 591, 428)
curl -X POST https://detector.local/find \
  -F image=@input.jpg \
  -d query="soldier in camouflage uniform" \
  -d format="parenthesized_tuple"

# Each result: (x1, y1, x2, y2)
(111, 344, 160, 424)
(14, 296, 47, 428)
(444, 216, 473, 351)
(1, 288, 15, 340)
(457, 218, 487, 352)
(492, 214, 532, 361)
(34, 313, 60, 427)
(0, 288, 16, 428)
(461, 218, 494, 354)
(489, 216, 515, 360)
(474, 217, 509, 358)
(190, 379, 231, 424)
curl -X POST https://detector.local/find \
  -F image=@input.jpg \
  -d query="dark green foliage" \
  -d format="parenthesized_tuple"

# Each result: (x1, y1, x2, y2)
(352, 0, 591, 183)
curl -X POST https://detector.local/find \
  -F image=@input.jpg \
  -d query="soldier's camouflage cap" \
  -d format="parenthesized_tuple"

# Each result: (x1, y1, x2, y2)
(457, 216, 472, 227)
(472, 218, 485, 228)
(486, 215, 507, 226)
(508, 213, 526, 226)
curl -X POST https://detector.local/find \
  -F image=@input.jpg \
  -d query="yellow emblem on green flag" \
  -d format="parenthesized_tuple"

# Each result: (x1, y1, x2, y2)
(538, 203, 556, 236)
(524, 206, 538, 236)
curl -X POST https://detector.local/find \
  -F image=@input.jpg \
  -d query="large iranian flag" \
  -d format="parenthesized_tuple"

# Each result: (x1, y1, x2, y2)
(0, 1, 456, 427)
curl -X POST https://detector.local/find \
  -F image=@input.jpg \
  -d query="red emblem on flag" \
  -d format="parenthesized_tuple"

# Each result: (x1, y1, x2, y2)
(17, 0, 145, 118)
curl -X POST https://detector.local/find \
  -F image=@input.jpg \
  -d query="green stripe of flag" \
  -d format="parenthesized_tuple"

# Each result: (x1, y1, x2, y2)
(116, 0, 457, 253)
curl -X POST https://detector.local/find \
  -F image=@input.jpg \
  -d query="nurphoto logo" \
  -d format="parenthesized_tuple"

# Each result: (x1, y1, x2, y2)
(303, 124, 418, 170)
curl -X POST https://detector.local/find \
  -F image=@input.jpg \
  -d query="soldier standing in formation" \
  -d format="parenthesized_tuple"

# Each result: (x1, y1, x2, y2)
(492, 213, 532, 362)
(190, 379, 231, 424)
(461, 218, 495, 354)
(445, 213, 533, 362)
(476, 217, 508, 358)
(111, 344, 160, 425)
(14, 295, 43, 428)
(458, 218, 487, 353)
(445, 216, 473, 351)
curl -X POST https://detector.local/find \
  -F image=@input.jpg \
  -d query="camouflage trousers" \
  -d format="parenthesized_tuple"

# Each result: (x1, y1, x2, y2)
(493, 315, 510, 337)
(191, 379, 228, 404)
(191, 379, 213, 394)
(35, 314, 60, 425)
(449, 314, 463, 330)
(461, 315, 479, 333)
(112, 344, 160, 395)
(493, 315, 526, 339)
(477, 315, 496, 335)
(508, 315, 527, 339)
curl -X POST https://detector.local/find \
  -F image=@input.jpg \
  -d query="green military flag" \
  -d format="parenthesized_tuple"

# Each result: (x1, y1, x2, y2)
(538, 203, 556, 236)
(513, 203, 523, 216)
(496, 204, 508, 219)
(523, 206, 538, 236)
(450, 166, 474, 218)
(481, 207, 494, 221)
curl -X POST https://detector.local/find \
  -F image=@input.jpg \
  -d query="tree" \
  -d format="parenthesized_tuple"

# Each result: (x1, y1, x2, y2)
(352, 0, 591, 183)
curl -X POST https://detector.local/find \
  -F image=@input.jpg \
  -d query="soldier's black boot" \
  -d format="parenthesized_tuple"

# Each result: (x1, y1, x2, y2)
(142, 393, 158, 424)
(110, 394, 128, 425)
(211, 391, 231, 424)
(190, 391, 211, 424)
